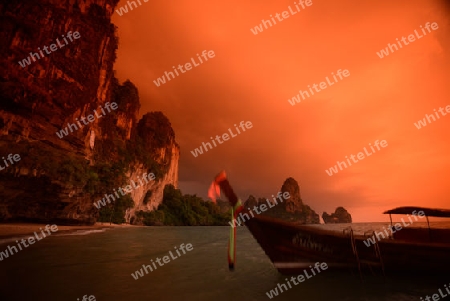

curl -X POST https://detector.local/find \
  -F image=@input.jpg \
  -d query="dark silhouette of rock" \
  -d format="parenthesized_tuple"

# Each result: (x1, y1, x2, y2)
(247, 177, 320, 224)
(280, 177, 303, 213)
(322, 207, 352, 223)
(245, 195, 258, 209)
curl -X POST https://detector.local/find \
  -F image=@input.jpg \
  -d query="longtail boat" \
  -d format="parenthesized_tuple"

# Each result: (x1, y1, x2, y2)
(210, 171, 450, 276)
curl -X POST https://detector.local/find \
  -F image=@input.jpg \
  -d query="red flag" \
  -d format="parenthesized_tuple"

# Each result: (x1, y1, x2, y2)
(208, 170, 226, 203)
(207, 181, 220, 203)
(210, 171, 244, 271)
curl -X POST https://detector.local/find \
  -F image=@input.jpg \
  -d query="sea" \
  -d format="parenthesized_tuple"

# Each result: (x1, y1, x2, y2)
(0, 222, 449, 301)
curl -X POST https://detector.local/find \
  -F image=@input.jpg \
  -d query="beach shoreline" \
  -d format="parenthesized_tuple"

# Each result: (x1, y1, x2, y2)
(0, 222, 135, 240)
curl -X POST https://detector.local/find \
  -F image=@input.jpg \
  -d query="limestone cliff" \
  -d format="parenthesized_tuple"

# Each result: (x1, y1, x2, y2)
(249, 178, 320, 224)
(322, 207, 352, 224)
(0, 0, 179, 225)
(125, 112, 180, 223)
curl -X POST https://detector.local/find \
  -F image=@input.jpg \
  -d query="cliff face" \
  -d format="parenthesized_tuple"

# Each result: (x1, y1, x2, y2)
(0, 0, 179, 225)
(125, 112, 180, 223)
(322, 207, 352, 224)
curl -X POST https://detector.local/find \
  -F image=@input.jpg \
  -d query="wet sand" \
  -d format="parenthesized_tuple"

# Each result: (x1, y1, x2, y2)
(0, 222, 135, 239)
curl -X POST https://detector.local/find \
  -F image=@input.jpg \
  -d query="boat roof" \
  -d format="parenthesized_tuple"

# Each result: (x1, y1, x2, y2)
(383, 206, 450, 218)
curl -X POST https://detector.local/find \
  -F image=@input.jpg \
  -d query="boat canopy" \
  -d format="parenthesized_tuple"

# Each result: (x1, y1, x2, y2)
(383, 206, 450, 218)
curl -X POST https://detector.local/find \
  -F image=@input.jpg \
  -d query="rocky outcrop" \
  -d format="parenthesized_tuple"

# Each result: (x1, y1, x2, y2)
(251, 177, 320, 224)
(280, 177, 303, 213)
(322, 207, 352, 224)
(0, 0, 179, 225)
(125, 113, 180, 222)
(245, 195, 258, 209)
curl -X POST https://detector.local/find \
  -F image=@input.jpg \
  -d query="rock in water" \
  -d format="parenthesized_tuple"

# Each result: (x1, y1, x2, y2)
(280, 177, 303, 213)
(322, 207, 352, 223)
(260, 177, 320, 224)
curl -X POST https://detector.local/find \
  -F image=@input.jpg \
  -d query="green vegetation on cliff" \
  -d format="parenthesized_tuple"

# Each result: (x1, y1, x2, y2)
(0, 1, 179, 225)
(97, 195, 134, 224)
(134, 185, 229, 226)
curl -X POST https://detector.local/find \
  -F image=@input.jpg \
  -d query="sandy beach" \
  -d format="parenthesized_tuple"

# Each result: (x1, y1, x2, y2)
(0, 222, 134, 240)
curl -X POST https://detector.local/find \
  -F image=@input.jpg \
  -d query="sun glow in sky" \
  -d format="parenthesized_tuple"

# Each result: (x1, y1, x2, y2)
(112, 0, 450, 222)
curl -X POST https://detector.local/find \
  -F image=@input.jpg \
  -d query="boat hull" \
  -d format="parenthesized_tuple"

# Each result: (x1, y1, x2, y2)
(245, 214, 450, 275)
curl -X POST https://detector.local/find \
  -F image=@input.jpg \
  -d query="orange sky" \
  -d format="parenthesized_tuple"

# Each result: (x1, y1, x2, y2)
(112, 0, 450, 222)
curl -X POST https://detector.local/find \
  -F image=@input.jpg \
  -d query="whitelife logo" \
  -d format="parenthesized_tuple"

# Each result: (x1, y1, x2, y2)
(190, 121, 253, 158)
(77, 295, 96, 301)
(250, 0, 313, 35)
(153, 50, 215, 87)
(420, 283, 450, 301)
(18, 31, 81, 68)
(0, 225, 58, 261)
(266, 262, 328, 299)
(55, 102, 118, 139)
(93, 172, 155, 209)
(325, 140, 388, 176)
(0, 153, 21, 171)
(115, 0, 148, 16)
(288, 69, 350, 106)
(376, 22, 439, 59)
(414, 105, 450, 129)
(131, 243, 193, 280)
(229, 192, 290, 227)
(363, 210, 425, 247)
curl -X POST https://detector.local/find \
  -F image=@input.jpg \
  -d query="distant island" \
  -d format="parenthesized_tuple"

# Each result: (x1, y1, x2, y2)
(245, 177, 320, 224)
(322, 207, 352, 224)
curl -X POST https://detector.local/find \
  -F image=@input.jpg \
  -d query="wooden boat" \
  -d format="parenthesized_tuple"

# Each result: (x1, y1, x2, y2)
(243, 206, 450, 275)
(211, 172, 450, 276)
